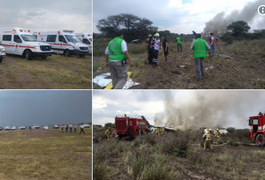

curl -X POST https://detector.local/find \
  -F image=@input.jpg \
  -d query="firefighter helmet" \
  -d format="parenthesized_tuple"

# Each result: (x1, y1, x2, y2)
(154, 33, 160, 37)
(209, 128, 212, 131)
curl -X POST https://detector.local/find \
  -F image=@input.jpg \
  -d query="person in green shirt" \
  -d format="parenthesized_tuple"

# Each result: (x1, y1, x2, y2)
(190, 34, 211, 80)
(105, 31, 134, 89)
(176, 35, 182, 52)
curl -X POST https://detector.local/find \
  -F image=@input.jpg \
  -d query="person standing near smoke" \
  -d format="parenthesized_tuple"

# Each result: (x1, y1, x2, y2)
(190, 33, 211, 80)
(210, 33, 216, 56)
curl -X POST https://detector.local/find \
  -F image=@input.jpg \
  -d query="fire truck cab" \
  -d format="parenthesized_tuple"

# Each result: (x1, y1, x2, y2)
(34, 30, 89, 57)
(115, 115, 149, 139)
(249, 112, 265, 146)
(0, 27, 52, 60)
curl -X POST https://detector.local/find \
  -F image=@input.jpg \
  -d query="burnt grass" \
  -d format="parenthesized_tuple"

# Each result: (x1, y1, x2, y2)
(93, 128, 265, 180)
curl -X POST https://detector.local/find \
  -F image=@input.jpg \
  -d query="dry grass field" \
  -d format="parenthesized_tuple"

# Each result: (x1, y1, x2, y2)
(93, 127, 265, 180)
(93, 39, 265, 89)
(0, 54, 91, 89)
(0, 128, 91, 180)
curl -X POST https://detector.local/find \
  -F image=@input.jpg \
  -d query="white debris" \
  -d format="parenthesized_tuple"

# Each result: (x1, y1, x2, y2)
(93, 73, 112, 87)
(123, 78, 140, 89)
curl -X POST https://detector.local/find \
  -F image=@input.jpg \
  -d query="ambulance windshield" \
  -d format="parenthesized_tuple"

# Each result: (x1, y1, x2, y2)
(21, 35, 38, 42)
(65, 35, 82, 43)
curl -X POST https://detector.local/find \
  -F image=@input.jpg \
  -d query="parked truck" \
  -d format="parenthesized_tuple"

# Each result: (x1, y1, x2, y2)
(249, 112, 265, 146)
(114, 115, 149, 139)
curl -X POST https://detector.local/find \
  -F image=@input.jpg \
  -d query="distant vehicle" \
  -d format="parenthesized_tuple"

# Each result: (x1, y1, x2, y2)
(0, 45, 5, 63)
(53, 125, 59, 129)
(18, 126, 26, 130)
(0, 27, 52, 60)
(83, 124, 90, 128)
(75, 33, 92, 54)
(35, 30, 89, 57)
(0, 126, 3, 131)
(43, 126, 48, 130)
(11, 126, 17, 130)
(4, 126, 11, 130)
(32, 125, 40, 129)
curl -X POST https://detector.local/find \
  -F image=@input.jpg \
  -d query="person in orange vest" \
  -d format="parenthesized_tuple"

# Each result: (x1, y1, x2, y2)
(202, 129, 213, 151)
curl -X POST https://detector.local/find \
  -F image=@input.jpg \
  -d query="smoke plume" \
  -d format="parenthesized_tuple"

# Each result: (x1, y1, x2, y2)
(203, 0, 264, 35)
(156, 91, 265, 130)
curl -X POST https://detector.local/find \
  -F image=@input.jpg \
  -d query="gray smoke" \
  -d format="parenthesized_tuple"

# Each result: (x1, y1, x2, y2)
(156, 91, 265, 130)
(203, 0, 264, 35)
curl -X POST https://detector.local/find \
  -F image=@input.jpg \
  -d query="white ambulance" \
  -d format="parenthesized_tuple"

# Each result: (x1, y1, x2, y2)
(75, 33, 92, 54)
(0, 27, 52, 60)
(35, 30, 89, 57)
(0, 45, 5, 63)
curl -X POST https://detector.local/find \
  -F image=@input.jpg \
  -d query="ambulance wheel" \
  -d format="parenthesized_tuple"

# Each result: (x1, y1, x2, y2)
(64, 50, 71, 57)
(0, 57, 2, 63)
(41, 56, 47, 60)
(255, 134, 265, 146)
(79, 55, 85, 57)
(25, 50, 33, 60)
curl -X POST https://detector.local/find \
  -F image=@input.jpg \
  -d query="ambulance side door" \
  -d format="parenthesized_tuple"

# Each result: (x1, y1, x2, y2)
(13, 35, 23, 55)
(58, 35, 67, 53)
(2, 35, 13, 54)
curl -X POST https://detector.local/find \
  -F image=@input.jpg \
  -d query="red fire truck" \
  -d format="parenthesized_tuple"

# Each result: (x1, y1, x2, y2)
(114, 115, 149, 139)
(249, 112, 265, 146)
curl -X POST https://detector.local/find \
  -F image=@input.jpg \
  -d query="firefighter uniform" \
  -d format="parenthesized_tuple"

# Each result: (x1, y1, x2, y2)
(105, 128, 112, 140)
(202, 130, 213, 151)
(215, 129, 221, 142)
(160, 128, 165, 134)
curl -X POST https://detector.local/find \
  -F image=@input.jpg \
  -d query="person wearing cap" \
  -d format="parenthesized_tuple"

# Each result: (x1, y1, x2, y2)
(202, 129, 213, 151)
(161, 35, 169, 62)
(105, 31, 134, 89)
(152, 33, 160, 66)
(190, 33, 211, 80)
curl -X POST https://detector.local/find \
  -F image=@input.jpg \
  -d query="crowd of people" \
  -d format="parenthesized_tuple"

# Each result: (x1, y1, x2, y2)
(105, 31, 218, 88)
(60, 123, 87, 134)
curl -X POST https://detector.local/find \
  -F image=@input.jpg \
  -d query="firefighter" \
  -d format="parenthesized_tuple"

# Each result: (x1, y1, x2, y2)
(215, 128, 221, 142)
(202, 129, 213, 151)
(160, 127, 165, 134)
(105, 127, 112, 140)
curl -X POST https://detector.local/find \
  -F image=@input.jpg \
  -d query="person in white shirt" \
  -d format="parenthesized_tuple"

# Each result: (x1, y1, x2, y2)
(152, 33, 160, 66)
(79, 124, 85, 134)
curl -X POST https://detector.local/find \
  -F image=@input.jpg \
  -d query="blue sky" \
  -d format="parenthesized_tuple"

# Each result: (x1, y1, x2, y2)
(93, 0, 264, 34)
(0, 90, 92, 127)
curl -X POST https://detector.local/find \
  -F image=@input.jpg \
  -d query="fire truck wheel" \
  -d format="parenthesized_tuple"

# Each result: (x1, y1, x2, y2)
(136, 130, 139, 136)
(0, 56, 2, 63)
(255, 134, 265, 146)
(25, 50, 33, 60)
(64, 50, 71, 57)
(79, 55, 85, 57)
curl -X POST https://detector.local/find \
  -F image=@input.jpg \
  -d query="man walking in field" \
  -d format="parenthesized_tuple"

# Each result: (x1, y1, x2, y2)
(60, 124, 64, 132)
(105, 31, 134, 89)
(69, 123, 73, 132)
(176, 35, 182, 52)
(79, 123, 85, 134)
(161, 35, 169, 62)
(190, 33, 211, 80)
(210, 33, 216, 56)
(215, 128, 221, 143)
(105, 127, 112, 140)
(202, 129, 213, 151)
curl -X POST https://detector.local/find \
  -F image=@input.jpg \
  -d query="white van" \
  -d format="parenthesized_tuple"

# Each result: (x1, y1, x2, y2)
(0, 27, 52, 60)
(0, 45, 5, 63)
(75, 33, 92, 54)
(35, 30, 89, 57)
